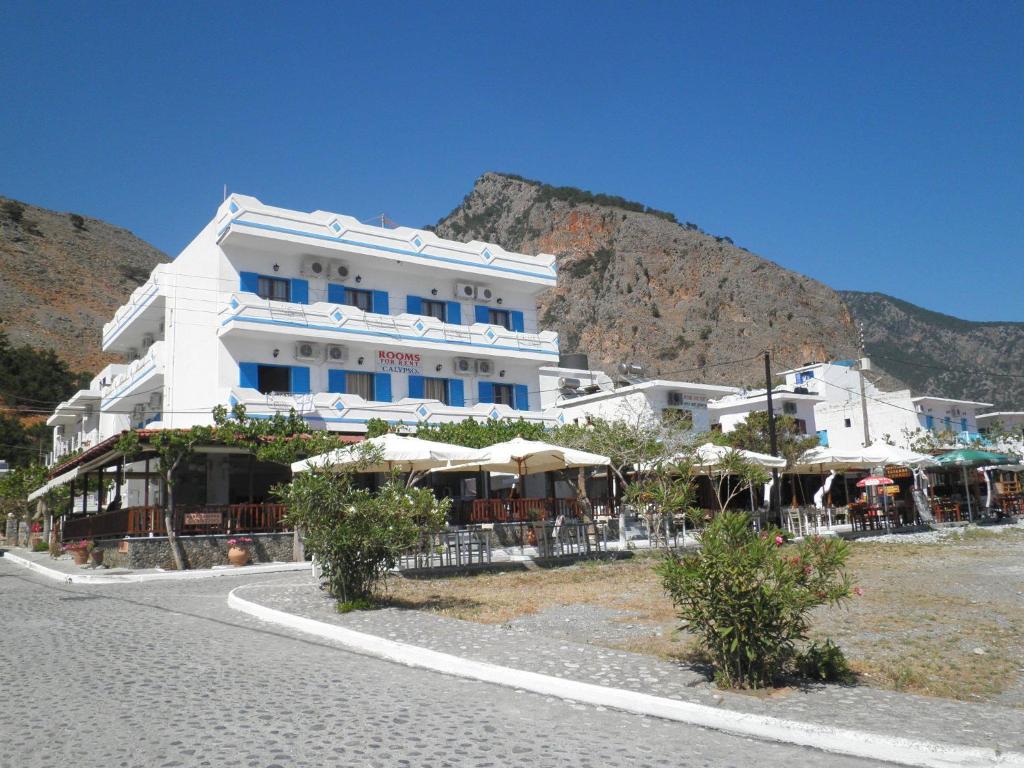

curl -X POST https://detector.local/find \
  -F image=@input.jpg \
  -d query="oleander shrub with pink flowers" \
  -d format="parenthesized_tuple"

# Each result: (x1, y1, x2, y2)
(226, 536, 254, 548)
(657, 511, 852, 689)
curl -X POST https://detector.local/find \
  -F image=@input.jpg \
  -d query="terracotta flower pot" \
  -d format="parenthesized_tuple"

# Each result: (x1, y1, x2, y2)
(90, 549, 104, 567)
(70, 549, 89, 566)
(227, 546, 250, 567)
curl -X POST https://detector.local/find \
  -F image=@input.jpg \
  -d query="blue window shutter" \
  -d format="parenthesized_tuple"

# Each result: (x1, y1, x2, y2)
(239, 363, 259, 389)
(960, 418, 968, 432)
(446, 301, 462, 325)
(474, 305, 490, 324)
(291, 366, 311, 394)
(328, 370, 346, 393)
(478, 381, 493, 404)
(327, 284, 346, 304)
(510, 310, 525, 333)
(448, 378, 465, 408)
(406, 295, 422, 315)
(408, 375, 425, 399)
(817, 430, 829, 447)
(290, 278, 309, 305)
(926, 415, 934, 430)
(239, 271, 260, 295)
(374, 373, 392, 403)
(514, 384, 530, 411)
(372, 290, 389, 315)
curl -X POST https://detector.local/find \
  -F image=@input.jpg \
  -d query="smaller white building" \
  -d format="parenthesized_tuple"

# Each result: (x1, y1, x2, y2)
(709, 388, 823, 438)
(977, 412, 1024, 451)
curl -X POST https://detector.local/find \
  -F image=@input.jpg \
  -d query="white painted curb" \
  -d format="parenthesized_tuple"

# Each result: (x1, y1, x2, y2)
(1, 550, 309, 584)
(228, 586, 1023, 768)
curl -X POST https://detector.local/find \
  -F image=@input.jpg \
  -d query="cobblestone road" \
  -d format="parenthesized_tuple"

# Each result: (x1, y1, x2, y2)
(0, 561, 885, 768)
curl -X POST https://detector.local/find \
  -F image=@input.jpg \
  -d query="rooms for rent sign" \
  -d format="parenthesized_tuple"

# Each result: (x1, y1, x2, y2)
(376, 350, 422, 375)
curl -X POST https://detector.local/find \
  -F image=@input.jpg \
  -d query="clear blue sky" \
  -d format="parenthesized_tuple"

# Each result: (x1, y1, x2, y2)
(2, 1, 1021, 320)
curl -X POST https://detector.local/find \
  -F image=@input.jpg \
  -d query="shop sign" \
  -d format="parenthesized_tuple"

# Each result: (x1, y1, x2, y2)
(376, 350, 422, 375)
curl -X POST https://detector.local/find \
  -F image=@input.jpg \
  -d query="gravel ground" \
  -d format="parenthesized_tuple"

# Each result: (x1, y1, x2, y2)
(241, 577, 1024, 754)
(0, 559, 885, 768)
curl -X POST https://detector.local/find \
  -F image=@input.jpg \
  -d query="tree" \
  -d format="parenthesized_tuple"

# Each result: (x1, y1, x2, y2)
(412, 417, 549, 449)
(726, 412, 818, 508)
(277, 466, 448, 607)
(699, 450, 771, 513)
(116, 427, 212, 570)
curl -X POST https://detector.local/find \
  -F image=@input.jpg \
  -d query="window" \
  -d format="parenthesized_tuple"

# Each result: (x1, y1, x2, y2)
(257, 277, 290, 302)
(795, 418, 808, 435)
(782, 402, 798, 415)
(422, 300, 447, 322)
(843, 418, 852, 428)
(488, 309, 512, 330)
(345, 372, 375, 400)
(492, 383, 514, 406)
(257, 365, 291, 394)
(423, 377, 449, 405)
(343, 288, 373, 312)
(796, 370, 815, 384)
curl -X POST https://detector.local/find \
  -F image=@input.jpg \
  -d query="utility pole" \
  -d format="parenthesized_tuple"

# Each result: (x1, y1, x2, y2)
(764, 348, 780, 518)
(857, 324, 871, 447)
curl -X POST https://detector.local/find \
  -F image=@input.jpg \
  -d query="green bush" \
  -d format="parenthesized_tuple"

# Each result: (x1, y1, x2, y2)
(279, 470, 449, 604)
(657, 512, 851, 689)
(796, 639, 855, 684)
(32, 539, 50, 552)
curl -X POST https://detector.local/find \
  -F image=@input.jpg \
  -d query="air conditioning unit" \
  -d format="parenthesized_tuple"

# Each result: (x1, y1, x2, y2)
(453, 357, 476, 376)
(294, 341, 320, 361)
(668, 392, 685, 406)
(455, 282, 477, 300)
(141, 333, 155, 349)
(149, 392, 163, 409)
(325, 344, 348, 363)
(477, 359, 495, 377)
(301, 255, 329, 278)
(126, 348, 140, 362)
(332, 261, 351, 281)
(477, 285, 495, 303)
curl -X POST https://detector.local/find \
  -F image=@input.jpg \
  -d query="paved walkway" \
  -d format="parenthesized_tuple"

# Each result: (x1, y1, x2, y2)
(0, 559, 882, 768)
(238, 578, 1024, 756)
(1, 546, 309, 582)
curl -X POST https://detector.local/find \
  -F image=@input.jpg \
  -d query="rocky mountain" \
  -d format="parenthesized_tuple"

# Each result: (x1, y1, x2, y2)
(841, 291, 1024, 410)
(0, 197, 168, 374)
(435, 173, 862, 390)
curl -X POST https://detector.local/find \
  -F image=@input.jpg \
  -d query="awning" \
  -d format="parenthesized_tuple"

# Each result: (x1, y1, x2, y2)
(27, 467, 81, 502)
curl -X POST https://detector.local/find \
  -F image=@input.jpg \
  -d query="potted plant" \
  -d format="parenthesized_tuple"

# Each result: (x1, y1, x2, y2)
(226, 536, 254, 566)
(62, 539, 92, 566)
(90, 546, 105, 567)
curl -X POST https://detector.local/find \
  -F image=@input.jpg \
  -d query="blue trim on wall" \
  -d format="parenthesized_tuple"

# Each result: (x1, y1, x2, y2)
(219, 313, 560, 356)
(448, 378, 465, 408)
(291, 278, 309, 305)
(228, 218, 557, 282)
(374, 372, 392, 402)
(446, 301, 461, 325)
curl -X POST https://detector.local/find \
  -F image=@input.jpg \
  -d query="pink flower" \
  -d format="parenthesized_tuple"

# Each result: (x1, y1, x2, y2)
(853, 586, 864, 596)
(774, 535, 784, 546)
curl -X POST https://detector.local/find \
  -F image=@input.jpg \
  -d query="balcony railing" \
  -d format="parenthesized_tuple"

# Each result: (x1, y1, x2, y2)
(450, 498, 617, 525)
(60, 503, 289, 541)
(101, 341, 165, 405)
(220, 294, 560, 359)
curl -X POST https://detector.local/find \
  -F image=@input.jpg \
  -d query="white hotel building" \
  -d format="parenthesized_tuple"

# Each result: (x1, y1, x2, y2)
(47, 194, 564, 463)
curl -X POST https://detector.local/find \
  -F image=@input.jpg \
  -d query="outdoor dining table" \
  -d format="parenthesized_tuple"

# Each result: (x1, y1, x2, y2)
(849, 504, 902, 532)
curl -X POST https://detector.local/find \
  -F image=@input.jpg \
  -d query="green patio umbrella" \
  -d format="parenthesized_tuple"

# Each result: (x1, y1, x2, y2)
(935, 450, 1015, 521)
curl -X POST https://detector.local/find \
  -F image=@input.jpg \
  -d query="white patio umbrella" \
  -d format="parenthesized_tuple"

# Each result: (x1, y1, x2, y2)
(291, 433, 486, 485)
(795, 445, 939, 471)
(436, 437, 610, 477)
(683, 443, 787, 471)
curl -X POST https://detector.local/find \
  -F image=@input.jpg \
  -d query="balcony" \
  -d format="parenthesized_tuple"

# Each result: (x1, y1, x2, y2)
(100, 341, 165, 410)
(218, 294, 560, 361)
(216, 195, 557, 289)
(102, 264, 171, 352)
(228, 387, 559, 431)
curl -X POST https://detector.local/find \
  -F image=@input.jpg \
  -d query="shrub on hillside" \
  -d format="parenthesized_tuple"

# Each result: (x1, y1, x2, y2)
(657, 512, 851, 689)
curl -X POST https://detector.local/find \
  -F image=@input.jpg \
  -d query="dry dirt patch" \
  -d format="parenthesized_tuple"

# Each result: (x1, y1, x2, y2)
(385, 527, 1024, 704)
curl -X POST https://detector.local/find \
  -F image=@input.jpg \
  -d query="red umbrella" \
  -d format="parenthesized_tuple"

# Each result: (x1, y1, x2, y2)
(856, 475, 895, 488)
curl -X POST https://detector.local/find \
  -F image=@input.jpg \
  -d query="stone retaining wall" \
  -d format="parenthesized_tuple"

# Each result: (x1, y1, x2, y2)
(94, 532, 296, 569)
